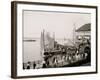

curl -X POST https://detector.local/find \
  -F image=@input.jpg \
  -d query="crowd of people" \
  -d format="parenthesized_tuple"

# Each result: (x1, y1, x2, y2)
(23, 47, 89, 69)
(43, 49, 88, 68)
(23, 41, 90, 69)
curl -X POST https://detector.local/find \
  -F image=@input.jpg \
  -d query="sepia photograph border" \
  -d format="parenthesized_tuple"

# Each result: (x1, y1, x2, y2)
(11, 1, 98, 79)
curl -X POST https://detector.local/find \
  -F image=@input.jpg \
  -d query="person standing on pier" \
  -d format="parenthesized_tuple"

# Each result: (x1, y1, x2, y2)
(27, 62, 31, 69)
(33, 61, 36, 69)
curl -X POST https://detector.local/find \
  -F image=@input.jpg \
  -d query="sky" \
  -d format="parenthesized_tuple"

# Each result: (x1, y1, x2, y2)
(23, 10, 91, 40)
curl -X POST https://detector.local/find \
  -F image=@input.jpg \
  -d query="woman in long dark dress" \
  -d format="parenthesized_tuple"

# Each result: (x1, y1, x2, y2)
(27, 62, 31, 69)
(33, 62, 36, 69)
(42, 61, 47, 68)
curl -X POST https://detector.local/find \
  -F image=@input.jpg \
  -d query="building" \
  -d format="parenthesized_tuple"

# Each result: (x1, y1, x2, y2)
(75, 23, 91, 46)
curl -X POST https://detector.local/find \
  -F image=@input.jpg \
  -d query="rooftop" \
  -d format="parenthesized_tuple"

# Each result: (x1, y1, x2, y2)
(76, 23, 91, 32)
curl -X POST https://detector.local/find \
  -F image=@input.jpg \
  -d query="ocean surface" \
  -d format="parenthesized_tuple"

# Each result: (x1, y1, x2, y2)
(23, 38, 42, 63)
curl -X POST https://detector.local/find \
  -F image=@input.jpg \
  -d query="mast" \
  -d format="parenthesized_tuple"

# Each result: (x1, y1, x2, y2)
(73, 23, 76, 44)
(43, 29, 45, 51)
(40, 29, 45, 58)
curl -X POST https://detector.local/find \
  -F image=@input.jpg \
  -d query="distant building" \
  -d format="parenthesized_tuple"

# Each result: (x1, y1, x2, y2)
(75, 23, 91, 46)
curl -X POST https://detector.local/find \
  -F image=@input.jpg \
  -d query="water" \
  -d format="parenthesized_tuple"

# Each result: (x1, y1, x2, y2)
(23, 38, 42, 63)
